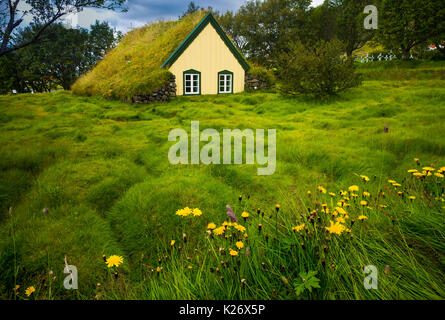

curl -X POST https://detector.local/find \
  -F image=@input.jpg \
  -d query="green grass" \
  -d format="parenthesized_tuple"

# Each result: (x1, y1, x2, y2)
(0, 76, 444, 300)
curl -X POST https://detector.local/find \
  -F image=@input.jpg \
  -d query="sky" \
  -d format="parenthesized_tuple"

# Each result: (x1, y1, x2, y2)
(56, 0, 326, 32)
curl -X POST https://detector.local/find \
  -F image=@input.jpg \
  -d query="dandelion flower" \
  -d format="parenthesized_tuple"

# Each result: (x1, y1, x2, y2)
(358, 215, 368, 221)
(106, 255, 124, 268)
(318, 186, 327, 194)
(409, 196, 416, 200)
(241, 212, 249, 218)
(336, 217, 345, 223)
(360, 200, 367, 206)
(363, 192, 371, 197)
(234, 223, 246, 233)
(335, 207, 347, 215)
(407, 169, 417, 173)
(207, 223, 216, 230)
(325, 221, 346, 235)
(360, 175, 370, 182)
(229, 249, 239, 256)
(388, 180, 397, 184)
(422, 167, 435, 172)
(434, 173, 444, 178)
(192, 208, 202, 216)
(25, 286, 35, 297)
(170, 240, 175, 246)
(292, 223, 305, 232)
(348, 185, 359, 192)
(213, 226, 225, 235)
(236, 241, 244, 249)
(329, 192, 336, 197)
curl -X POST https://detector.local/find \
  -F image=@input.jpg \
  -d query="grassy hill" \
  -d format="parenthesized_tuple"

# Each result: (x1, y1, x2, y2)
(1, 75, 445, 299)
(71, 11, 207, 101)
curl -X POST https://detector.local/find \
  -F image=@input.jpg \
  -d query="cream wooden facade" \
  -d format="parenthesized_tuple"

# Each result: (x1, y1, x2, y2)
(162, 13, 250, 96)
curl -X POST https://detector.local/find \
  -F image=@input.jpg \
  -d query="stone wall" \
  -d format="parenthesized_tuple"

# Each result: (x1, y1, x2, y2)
(131, 75, 176, 104)
(245, 73, 274, 91)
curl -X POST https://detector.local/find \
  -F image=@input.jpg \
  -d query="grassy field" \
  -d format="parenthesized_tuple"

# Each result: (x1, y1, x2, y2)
(0, 74, 444, 299)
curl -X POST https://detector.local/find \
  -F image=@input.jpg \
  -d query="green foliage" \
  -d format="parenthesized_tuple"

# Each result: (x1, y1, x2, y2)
(0, 21, 120, 93)
(72, 11, 207, 101)
(293, 271, 321, 296)
(378, 0, 443, 59)
(0, 70, 445, 299)
(277, 39, 362, 98)
(247, 65, 276, 88)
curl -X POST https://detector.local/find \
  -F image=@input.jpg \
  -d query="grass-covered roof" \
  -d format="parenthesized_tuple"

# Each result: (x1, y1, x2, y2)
(72, 11, 207, 101)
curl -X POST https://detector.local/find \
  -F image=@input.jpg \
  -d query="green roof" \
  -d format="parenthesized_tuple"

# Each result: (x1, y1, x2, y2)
(161, 12, 250, 72)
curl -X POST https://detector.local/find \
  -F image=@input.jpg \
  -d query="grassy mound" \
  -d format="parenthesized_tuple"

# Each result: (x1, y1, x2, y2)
(1, 74, 445, 299)
(71, 11, 207, 101)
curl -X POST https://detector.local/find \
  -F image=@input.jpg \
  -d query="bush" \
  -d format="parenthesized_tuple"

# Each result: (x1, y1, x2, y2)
(277, 40, 362, 98)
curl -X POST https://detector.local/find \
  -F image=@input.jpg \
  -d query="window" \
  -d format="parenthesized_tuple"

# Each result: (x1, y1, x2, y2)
(183, 70, 200, 95)
(218, 71, 233, 94)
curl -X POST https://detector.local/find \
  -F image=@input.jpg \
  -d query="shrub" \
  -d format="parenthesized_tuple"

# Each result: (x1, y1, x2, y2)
(277, 40, 362, 98)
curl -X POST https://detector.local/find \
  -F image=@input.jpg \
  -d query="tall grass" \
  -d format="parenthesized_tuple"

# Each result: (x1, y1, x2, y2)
(0, 74, 444, 299)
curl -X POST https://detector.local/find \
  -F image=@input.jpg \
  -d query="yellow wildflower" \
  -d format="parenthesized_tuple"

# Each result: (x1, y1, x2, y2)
(318, 186, 327, 194)
(407, 169, 417, 173)
(207, 223, 216, 230)
(409, 196, 416, 200)
(360, 175, 370, 182)
(336, 216, 345, 223)
(363, 192, 371, 197)
(213, 226, 225, 235)
(329, 192, 336, 196)
(434, 173, 444, 178)
(241, 212, 249, 218)
(292, 223, 305, 232)
(25, 286, 35, 297)
(358, 215, 368, 220)
(335, 207, 347, 215)
(236, 241, 244, 249)
(106, 255, 124, 268)
(348, 185, 359, 192)
(325, 220, 346, 235)
(422, 167, 435, 172)
(192, 208, 202, 216)
(234, 224, 246, 232)
(388, 180, 397, 184)
(170, 240, 175, 246)
(360, 200, 367, 206)
(229, 249, 239, 256)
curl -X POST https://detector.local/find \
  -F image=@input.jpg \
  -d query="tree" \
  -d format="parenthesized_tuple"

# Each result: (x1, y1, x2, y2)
(0, 20, 120, 92)
(277, 39, 362, 98)
(0, 0, 126, 57)
(227, 0, 312, 67)
(378, 0, 440, 59)
(181, 1, 200, 18)
(332, 0, 376, 57)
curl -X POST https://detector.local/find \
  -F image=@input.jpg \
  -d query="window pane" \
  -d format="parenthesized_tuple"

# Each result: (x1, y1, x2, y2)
(185, 75, 191, 81)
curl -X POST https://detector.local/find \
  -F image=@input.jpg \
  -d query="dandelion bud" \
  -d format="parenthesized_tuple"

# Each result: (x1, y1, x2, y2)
(275, 204, 280, 212)
(241, 279, 246, 288)
(261, 262, 266, 270)
(351, 220, 355, 227)
(182, 233, 187, 243)
(220, 276, 224, 282)
(239, 195, 242, 202)
(257, 208, 261, 215)
(301, 242, 305, 249)
(113, 271, 119, 279)
(210, 267, 214, 273)
(216, 267, 220, 274)
(258, 224, 262, 232)
(321, 258, 326, 267)
(102, 254, 107, 262)
(42, 208, 49, 215)
(323, 245, 328, 253)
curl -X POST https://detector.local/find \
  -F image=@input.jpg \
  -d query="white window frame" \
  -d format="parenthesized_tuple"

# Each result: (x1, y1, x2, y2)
(218, 73, 233, 94)
(184, 72, 200, 95)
